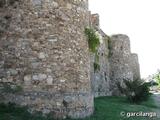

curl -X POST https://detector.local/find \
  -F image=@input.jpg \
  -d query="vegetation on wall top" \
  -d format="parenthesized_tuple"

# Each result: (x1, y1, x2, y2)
(85, 27, 101, 72)
(85, 27, 100, 53)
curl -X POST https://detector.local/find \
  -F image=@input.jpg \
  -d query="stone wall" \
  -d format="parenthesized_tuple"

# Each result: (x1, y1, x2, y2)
(89, 15, 141, 97)
(130, 53, 141, 80)
(0, 0, 93, 119)
(90, 33, 111, 97)
(109, 35, 133, 95)
(90, 14, 111, 97)
(0, 0, 141, 118)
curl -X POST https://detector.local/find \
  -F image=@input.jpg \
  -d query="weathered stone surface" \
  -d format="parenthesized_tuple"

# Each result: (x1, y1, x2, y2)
(90, 14, 111, 97)
(0, 0, 141, 118)
(0, 0, 93, 119)
(2, 92, 93, 119)
(38, 52, 46, 59)
(109, 34, 134, 96)
(89, 14, 141, 97)
(130, 53, 141, 80)
(32, 0, 42, 6)
(46, 76, 53, 85)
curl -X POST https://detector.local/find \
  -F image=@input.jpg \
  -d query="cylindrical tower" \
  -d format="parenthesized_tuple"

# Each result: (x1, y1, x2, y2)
(130, 53, 141, 80)
(0, 0, 93, 118)
(109, 34, 133, 95)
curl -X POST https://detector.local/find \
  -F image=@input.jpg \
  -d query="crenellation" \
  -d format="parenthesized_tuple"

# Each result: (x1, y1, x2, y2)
(91, 14, 100, 27)
(109, 34, 131, 56)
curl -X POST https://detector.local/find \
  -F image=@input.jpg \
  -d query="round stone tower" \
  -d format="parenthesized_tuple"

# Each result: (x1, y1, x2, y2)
(109, 34, 133, 95)
(130, 53, 141, 80)
(0, 0, 93, 118)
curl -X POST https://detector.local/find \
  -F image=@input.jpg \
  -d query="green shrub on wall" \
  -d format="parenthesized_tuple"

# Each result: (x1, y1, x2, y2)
(85, 27, 101, 72)
(85, 27, 100, 53)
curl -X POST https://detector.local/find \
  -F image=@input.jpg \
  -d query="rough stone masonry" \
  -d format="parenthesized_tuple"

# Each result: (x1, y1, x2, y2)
(89, 15, 141, 97)
(0, 0, 141, 119)
(90, 14, 111, 97)
(0, 0, 93, 119)
(109, 34, 134, 96)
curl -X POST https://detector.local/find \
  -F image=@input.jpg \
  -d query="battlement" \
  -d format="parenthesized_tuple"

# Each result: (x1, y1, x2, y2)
(91, 13, 100, 27)
(131, 53, 139, 62)
(111, 34, 129, 40)
(110, 34, 131, 56)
